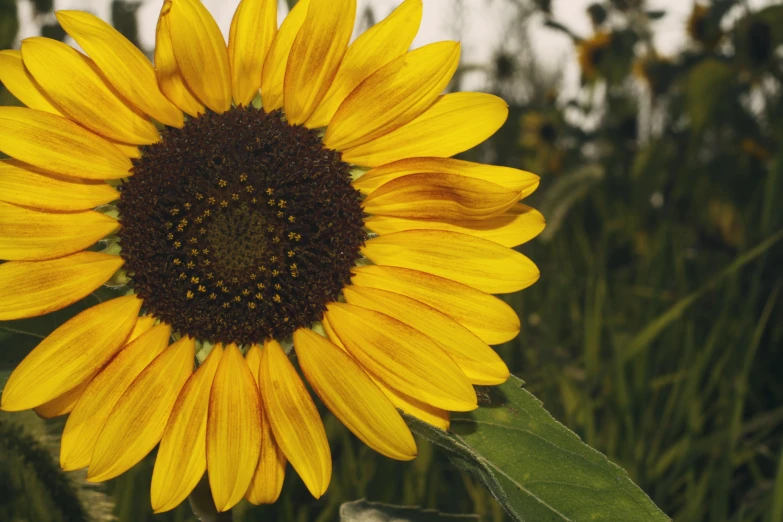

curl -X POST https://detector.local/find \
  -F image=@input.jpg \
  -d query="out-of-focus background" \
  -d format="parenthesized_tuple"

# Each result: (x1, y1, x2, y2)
(2, 0, 783, 521)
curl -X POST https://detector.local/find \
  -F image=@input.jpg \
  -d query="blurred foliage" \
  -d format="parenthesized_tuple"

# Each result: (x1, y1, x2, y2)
(111, 1, 141, 48)
(0, 418, 89, 522)
(478, 0, 783, 521)
(2, 0, 783, 521)
(0, 0, 18, 50)
(0, 408, 117, 522)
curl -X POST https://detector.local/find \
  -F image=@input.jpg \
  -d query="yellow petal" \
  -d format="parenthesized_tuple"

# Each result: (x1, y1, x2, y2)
(112, 141, 141, 159)
(324, 42, 459, 150)
(34, 380, 90, 419)
(260, 339, 331, 498)
(168, 0, 232, 113)
(353, 157, 540, 197)
(363, 173, 517, 221)
(260, 0, 310, 111)
(229, 0, 277, 106)
(343, 286, 508, 385)
(155, 1, 205, 118)
(0, 107, 132, 180)
(244, 344, 287, 505)
(55, 11, 183, 128)
(128, 315, 159, 341)
(283, 0, 355, 124)
(58, 323, 171, 471)
(1, 295, 141, 412)
(0, 50, 62, 115)
(245, 343, 262, 381)
(350, 265, 520, 345)
(362, 230, 539, 294)
(324, 302, 477, 412)
(320, 315, 449, 430)
(88, 336, 194, 482)
(151, 345, 223, 513)
(0, 160, 118, 211)
(0, 202, 117, 261)
(294, 328, 417, 460)
(372, 376, 450, 430)
(306, 0, 422, 128)
(0, 252, 124, 321)
(342, 93, 508, 167)
(206, 343, 262, 512)
(33, 315, 156, 419)
(20, 37, 159, 145)
(365, 203, 546, 248)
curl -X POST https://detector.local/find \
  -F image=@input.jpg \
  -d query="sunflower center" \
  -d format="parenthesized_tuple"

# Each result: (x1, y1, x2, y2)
(117, 106, 365, 345)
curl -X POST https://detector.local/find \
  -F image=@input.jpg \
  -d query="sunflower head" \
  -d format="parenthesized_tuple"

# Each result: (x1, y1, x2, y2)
(0, 0, 543, 514)
(577, 32, 613, 81)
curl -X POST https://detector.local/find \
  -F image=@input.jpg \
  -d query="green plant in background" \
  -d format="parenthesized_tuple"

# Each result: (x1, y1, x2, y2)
(0, 0, 781, 521)
(495, 0, 783, 521)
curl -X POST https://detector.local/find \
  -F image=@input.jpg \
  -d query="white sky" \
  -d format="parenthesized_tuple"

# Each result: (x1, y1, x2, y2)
(12, 0, 773, 96)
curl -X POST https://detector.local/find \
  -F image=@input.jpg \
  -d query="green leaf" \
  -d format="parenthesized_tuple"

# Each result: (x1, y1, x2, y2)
(340, 500, 479, 521)
(407, 377, 670, 522)
(686, 59, 734, 132)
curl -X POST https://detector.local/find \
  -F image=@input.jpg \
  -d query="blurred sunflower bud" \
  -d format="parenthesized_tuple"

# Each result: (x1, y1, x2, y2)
(734, 6, 783, 74)
(31, 0, 53, 16)
(587, 3, 608, 29)
(493, 51, 517, 83)
(687, 3, 723, 49)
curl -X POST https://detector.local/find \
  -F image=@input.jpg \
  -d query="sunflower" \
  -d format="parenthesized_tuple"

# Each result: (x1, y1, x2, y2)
(0, 0, 543, 513)
(577, 31, 612, 81)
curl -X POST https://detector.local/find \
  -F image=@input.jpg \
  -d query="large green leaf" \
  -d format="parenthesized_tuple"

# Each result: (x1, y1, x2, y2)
(407, 377, 669, 522)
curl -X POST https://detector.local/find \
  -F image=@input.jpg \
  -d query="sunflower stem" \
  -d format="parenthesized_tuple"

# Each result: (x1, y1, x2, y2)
(188, 476, 233, 522)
